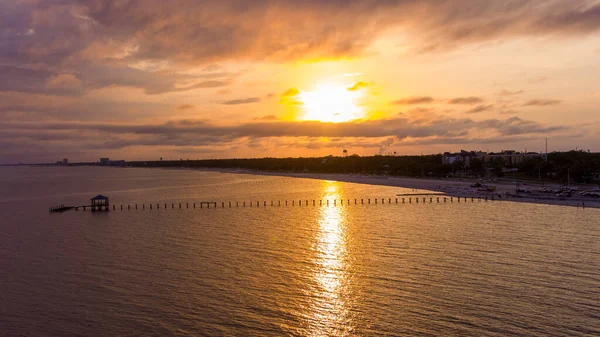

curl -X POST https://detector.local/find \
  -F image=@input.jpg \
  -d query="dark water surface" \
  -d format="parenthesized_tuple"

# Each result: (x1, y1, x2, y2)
(1, 167, 599, 336)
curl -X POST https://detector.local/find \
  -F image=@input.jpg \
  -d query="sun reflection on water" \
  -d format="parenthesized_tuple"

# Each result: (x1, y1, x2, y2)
(306, 181, 352, 336)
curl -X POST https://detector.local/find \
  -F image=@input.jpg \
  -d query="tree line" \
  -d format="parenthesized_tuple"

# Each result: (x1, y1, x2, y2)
(128, 151, 600, 185)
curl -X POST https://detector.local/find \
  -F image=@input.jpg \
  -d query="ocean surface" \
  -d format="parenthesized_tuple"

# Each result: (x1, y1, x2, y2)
(1, 166, 599, 336)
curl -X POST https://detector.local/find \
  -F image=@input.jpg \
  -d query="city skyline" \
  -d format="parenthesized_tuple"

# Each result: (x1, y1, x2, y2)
(2, 1, 600, 164)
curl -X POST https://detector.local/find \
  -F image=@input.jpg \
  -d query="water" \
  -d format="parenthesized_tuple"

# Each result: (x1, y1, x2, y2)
(1, 166, 599, 336)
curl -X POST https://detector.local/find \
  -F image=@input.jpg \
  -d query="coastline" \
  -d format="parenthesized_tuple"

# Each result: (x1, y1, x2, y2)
(202, 168, 600, 209)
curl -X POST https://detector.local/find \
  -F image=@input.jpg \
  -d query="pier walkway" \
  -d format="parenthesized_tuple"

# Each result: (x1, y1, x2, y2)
(49, 196, 496, 213)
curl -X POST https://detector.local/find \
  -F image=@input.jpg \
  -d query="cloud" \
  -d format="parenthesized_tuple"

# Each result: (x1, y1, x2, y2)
(393, 96, 435, 105)
(178, 104, 195, 110)
(0, 116, 567, 148)
(2, 0, 600, 99)
(253, 115, 278, 121)
(497, 89, 524, 96)
(5, 1, 600, 69)
(523, 99, 562, 106)
(222, 97, 261, 105)
(347, 81, 370, 91)
(448, 97, 484, 105)
(465, 104, 494, 114)
(0, 64, 233, 96)
(282, 88, 300, 97)
(527, 76, 548, 84)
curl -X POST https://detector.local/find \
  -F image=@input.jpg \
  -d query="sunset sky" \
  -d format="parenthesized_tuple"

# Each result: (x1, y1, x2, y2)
(2, 0, 600, 163)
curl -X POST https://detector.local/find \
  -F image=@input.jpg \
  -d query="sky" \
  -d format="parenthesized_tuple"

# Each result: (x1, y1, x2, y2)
(1, 0, 600, 164)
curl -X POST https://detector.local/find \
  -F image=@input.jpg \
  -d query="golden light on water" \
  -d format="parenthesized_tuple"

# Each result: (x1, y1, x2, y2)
(299, 83, 364, 123)
(307, 181, 351, 335)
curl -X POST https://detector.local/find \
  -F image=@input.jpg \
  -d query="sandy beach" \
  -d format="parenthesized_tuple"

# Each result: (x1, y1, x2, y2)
(212, 168, 600, 209)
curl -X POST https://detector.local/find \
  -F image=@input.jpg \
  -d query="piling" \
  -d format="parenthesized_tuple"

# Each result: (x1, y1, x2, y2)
(402, 198, 405, 203)
(334, 200, 336, 206)
(150, 204, 152, 210)
(327, 200, 329, 206)
(128, 205, 130, 210)
(368, 199, 371, 204)
(135, 204, 138, 210)
(121, 205, 123, 210)
(179, 203, 181, 209)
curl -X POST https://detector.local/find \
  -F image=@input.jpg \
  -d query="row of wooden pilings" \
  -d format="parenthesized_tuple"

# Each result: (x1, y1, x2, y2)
(88, 196, 493, 211)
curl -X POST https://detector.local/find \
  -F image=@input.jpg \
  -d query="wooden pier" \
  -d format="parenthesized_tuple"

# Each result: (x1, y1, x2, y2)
(50, 195, 497, 214)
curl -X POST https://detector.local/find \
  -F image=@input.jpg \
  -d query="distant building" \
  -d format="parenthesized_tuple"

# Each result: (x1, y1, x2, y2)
(62, 158, 68, 165)
(443, 150, 544, 168)
(442, 150, 484, 167)
(109, 160, 126, 167)
(481, 150, 544, 166)
(100, 158, 110, 165)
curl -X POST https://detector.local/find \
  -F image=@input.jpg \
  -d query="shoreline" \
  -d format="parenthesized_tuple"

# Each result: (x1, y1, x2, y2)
(199, 168, 600, 209)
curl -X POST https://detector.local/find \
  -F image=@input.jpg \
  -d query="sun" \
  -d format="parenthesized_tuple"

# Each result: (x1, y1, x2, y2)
(299, 83, 365, 123)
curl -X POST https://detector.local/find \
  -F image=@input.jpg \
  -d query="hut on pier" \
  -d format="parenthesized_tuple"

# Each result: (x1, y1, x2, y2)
(91, 195, 109, 211)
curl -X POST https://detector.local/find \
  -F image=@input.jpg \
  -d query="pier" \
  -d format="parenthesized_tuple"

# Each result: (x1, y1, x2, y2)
(50, 195, 495, 214)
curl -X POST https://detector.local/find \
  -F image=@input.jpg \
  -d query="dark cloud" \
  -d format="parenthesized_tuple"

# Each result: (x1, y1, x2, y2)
(222, 97, 261, 105)
(178, 104, 195, 110)
(497, 89, 524, 96)
(393, 96, 435, 105)
(253, 115, 279, 121)
(0, 116, 566, 147)
(0, 64, 233, 95)
(449, 97, 484, 105)
(466, 104, 494, 114)
(523, 99, 562, 106)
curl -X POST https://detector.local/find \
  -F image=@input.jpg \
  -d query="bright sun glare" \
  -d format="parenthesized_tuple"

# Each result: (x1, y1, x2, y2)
(299, 83, 364, 123)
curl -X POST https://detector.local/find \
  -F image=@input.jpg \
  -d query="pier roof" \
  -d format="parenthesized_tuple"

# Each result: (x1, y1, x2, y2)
(91, 195, 109, 200)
